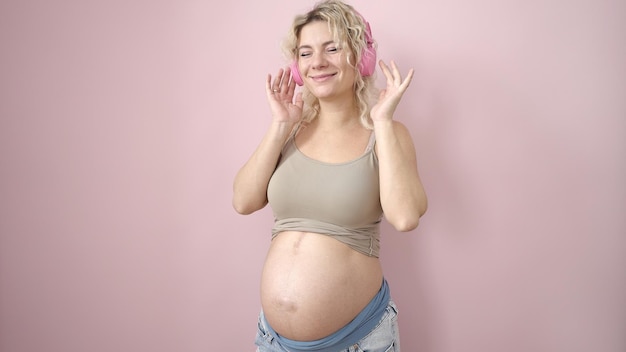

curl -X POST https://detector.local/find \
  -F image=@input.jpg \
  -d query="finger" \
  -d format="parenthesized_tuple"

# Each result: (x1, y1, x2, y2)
(390, 60, 402, 85)
(278, 68, 287, 92)
(266, 74, 276, 96)
(286, 67, 297, 96)
(282, 66, 292, 94)
(272, 68, 284, 92)
(378, 60, 394, 84)
(294, 92, 304, 109)
(378, 89, 387, 101)
(401, 68, 415, 89)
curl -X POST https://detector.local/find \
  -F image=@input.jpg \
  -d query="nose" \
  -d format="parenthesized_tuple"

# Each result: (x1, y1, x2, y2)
(310, 51, 328, 70)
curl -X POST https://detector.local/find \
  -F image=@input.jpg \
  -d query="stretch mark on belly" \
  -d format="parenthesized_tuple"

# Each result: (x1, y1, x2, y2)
(292, 232, 305, 253)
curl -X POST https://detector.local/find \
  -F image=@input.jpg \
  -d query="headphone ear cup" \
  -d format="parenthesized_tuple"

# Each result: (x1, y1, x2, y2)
(290, 60, 304, 86)
(359, 45, 377, 77)
(356, 17, 377, 77)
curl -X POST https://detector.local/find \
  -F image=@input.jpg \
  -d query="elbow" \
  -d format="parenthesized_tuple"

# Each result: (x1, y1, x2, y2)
(233, 201, 254, 215)
(232, 196, 266, 215)
(390, 216, 420, 232)
(387, 210, 421, 232)
(232, 195, 257, 215)
(388, 202, 428, 232)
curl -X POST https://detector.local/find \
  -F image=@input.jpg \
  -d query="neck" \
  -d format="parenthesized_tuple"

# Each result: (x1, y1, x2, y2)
(316, 98, 359, 130)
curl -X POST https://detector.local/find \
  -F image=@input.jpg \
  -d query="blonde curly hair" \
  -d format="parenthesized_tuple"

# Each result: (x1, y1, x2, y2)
(282, 0, 379, 129)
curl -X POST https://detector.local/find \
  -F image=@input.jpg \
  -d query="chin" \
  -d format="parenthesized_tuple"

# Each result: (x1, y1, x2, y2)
(307, 86, 334, 98)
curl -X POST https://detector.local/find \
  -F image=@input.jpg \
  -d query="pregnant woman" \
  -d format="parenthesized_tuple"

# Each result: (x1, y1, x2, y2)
(233, 1, 427, 351)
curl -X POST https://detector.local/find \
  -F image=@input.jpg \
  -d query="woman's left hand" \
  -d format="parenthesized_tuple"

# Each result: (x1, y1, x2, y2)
(370, 60, 414, 122)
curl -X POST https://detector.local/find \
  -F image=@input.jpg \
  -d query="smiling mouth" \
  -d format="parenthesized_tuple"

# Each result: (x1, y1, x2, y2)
(310, 73, 337, 81)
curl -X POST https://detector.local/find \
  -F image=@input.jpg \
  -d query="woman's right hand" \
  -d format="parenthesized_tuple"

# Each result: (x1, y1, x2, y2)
(266, 67, 304, 125)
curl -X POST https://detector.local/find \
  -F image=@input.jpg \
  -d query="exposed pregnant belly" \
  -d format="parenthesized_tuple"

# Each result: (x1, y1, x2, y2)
(260, 231, 383, 341)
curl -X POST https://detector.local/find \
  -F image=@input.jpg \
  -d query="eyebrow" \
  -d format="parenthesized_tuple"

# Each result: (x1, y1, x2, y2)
(297, 40, 337, 51)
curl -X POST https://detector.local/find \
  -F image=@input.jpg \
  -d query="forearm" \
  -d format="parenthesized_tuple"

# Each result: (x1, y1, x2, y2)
(374, 120, 428, 231)
(232, 121, 295, 214)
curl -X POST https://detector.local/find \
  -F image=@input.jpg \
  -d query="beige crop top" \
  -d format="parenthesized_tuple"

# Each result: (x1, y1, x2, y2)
(266, 130, 383, 257)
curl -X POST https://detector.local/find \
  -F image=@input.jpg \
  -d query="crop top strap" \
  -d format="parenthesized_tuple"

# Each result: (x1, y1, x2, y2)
(365, 131, 376, 153)
(292, 121, 308, 139)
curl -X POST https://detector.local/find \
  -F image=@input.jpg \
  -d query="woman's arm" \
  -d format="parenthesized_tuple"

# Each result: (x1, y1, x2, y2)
(232, 67, 303, 214)
(371, 60, 428, 231)
(232, 121, 294, 214)
(374, 120, 427, 231)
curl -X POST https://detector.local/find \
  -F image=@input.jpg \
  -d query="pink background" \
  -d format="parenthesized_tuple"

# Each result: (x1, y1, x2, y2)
(1, 0, 625, 351)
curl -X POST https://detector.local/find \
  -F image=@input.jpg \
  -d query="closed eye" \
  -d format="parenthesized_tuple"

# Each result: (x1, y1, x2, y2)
(297, 41, 341, 57)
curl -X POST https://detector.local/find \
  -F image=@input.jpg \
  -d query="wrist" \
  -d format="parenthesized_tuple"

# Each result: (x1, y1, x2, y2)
(269, 120, 296, 139)
(372, 119, 394, 128)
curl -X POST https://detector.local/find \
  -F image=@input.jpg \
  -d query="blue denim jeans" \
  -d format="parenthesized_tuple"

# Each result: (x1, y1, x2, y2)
(255, 300, 401, 352)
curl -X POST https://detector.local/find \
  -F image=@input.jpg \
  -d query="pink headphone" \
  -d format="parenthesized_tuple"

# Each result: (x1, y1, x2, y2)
(290, 13, 377, 86)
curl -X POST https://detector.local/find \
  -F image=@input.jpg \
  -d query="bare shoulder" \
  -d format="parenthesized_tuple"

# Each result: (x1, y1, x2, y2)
(391, 120, 410, 134)
(373, 120, 417, 157)
(390, 120, 416, 147)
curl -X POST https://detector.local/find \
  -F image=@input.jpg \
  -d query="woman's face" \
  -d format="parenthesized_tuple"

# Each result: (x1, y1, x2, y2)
(296, 21, 356, 101)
